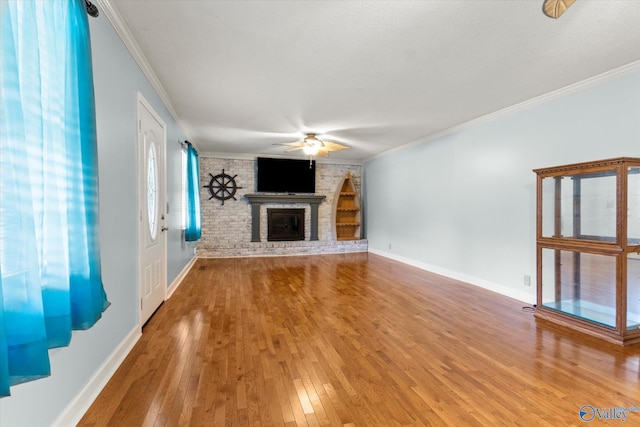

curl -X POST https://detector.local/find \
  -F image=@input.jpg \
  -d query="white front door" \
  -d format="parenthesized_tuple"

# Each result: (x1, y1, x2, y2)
(137, 94, 167, 325)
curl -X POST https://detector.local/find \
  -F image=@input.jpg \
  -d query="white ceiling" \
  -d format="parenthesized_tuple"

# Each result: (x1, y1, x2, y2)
(105, 0, 640, 162)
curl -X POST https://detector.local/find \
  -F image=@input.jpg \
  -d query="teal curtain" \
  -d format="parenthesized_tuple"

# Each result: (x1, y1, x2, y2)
(0, 0, 110, 397)
(184, 142, 202, 241)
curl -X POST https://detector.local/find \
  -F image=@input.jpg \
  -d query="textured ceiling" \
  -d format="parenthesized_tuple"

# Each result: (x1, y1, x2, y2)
(106, 0, 640, 161)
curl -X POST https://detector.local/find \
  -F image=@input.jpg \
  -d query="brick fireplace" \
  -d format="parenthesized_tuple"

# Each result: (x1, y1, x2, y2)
(197, 158, 368, 257)
(244, 193, 326, 242)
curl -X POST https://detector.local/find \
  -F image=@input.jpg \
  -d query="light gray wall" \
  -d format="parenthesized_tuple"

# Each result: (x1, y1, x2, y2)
(0, 11, 195, 426)
(363, 68, 640, 303)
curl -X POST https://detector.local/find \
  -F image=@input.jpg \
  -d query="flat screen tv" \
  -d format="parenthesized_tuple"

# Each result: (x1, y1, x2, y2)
(257, 157, 316, 193)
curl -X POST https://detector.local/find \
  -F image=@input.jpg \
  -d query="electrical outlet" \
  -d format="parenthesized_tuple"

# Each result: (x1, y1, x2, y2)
(524, 275, 531, 287)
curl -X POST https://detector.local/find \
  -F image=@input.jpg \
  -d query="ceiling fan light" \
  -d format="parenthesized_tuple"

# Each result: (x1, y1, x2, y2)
(302, 145, 320, 156)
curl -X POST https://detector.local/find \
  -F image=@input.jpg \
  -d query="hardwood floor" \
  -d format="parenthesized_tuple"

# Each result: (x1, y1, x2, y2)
(79, 253, 640, 426)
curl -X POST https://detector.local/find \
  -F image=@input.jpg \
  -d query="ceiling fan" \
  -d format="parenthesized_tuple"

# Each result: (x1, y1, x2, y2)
(543, 0, 575, 19)
(276, 133, 349, 158)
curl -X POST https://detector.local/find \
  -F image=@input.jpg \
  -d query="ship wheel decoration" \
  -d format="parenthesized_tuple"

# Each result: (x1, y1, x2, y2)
(203, 169, 243, 205)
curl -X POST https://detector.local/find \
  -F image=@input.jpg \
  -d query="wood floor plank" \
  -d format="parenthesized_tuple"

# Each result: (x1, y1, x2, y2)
(79, 253, 640, 426)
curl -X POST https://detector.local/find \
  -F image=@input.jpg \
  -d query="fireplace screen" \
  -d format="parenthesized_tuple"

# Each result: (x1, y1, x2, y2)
(267, 209, 305, 241)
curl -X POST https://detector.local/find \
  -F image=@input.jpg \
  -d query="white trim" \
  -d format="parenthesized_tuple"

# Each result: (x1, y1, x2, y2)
(51, 327, 142, 427)
(365, 60, 640, 163)
(368, 248, 535, 304)
(95, 0, 198, 151)
(167, 256, 197, 299)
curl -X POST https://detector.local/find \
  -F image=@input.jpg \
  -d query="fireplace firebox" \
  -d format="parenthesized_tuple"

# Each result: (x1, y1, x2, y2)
(267, 209, 305, 241)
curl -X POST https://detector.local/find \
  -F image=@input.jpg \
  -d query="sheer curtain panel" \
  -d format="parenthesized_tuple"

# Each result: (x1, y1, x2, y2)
(184, 143, 202, 242)
(0, 0, 110, 397)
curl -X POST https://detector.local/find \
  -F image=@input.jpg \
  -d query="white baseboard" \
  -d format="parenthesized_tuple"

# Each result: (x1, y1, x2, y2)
(368, 249, 535, 304)
(52, 327, 142, 427)
(167, 256, 197, 299)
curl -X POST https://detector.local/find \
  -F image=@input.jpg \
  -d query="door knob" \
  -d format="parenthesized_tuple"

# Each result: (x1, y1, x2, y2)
(161, 226, 169, 232)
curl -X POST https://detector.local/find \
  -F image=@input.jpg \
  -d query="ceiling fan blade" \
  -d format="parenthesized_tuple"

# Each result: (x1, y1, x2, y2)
(542, 0, 576, 19)
(314, 150, 329, 157)
(273, 141, 304, 148)
(320, 140, 349, 152)
(285, 146, 305, 152)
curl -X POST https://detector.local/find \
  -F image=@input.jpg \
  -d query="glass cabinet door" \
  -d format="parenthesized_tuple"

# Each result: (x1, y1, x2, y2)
(628, 254, 640, 331)
(541, 171, 617, 241)
(541, 249, 616, 328)
(628, 166, 640, 246)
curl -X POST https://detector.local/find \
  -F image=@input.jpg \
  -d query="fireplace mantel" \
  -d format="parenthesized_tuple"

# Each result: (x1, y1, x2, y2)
(244, 194, 326, 242)
(244, 194, 326, 205)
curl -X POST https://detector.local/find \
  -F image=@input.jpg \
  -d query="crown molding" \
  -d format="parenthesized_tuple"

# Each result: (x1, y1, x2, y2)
(94, 0, 199, 151)
(365, 60, 640, 163)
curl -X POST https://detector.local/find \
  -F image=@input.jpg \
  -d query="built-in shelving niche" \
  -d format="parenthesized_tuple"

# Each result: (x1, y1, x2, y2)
(334, 172, 361, 241)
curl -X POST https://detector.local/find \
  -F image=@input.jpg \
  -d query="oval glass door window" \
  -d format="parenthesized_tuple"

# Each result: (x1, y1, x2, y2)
(147, 142, 158, 239)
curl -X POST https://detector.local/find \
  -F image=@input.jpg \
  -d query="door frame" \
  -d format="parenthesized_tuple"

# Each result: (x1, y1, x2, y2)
(136, 92, 167, 325)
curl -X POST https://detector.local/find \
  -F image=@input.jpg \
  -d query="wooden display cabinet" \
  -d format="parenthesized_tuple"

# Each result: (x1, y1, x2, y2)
(534, 157, 640, 345)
